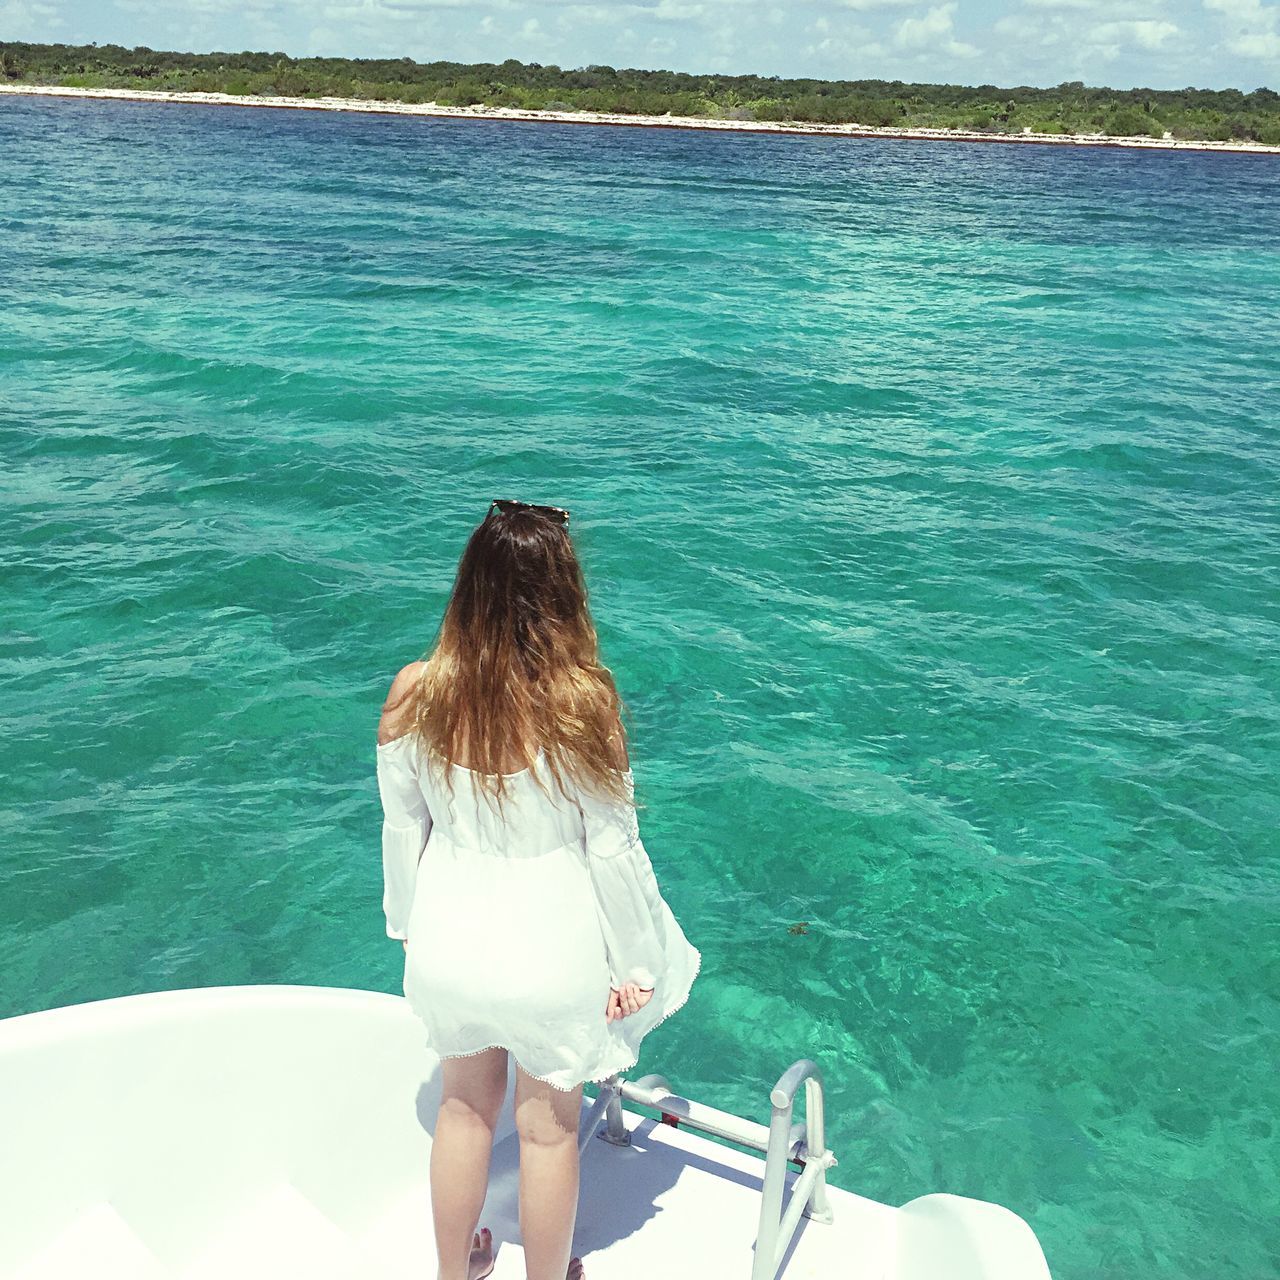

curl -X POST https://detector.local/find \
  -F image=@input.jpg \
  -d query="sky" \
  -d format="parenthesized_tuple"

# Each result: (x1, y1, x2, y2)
(1, 0, 1276, 92)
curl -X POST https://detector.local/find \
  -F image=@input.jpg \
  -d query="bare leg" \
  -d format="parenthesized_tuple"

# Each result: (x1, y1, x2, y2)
(432, 1047, 509, 1280)
(514, 1065, 585, 1280)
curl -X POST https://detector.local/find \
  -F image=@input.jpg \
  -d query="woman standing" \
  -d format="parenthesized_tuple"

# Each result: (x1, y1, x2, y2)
(376, 498, 702, 1280)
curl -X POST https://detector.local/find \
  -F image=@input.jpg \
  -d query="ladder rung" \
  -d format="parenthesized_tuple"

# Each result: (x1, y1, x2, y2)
(617, 1082, 804, 1161)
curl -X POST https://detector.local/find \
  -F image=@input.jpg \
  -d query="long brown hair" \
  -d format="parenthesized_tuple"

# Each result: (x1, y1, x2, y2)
(405, 503, 635, 816)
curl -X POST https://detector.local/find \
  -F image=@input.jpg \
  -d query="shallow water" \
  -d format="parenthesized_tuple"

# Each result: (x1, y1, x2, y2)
(2, 95, 1278, 1278)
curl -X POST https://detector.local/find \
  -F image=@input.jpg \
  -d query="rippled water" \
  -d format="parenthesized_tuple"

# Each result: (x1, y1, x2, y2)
(2, 95, 1278, 1278)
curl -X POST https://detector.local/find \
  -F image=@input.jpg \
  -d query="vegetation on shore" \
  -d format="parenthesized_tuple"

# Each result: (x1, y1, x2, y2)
(3, 41, 1278, 145)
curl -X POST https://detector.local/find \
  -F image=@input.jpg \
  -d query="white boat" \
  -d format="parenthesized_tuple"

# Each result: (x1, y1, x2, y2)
(0, 985, 1052, 1279)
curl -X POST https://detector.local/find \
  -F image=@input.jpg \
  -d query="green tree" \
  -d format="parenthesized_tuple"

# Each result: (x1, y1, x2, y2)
(1, 39, 1276, 143)
(1103, 105, 1159, 137)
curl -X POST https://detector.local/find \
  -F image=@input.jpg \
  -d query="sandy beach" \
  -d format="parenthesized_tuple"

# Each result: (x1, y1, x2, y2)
(2, 81, 1278, 155)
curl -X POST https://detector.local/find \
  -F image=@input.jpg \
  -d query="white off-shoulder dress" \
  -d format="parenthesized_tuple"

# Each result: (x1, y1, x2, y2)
(376, 734, 702, 1091)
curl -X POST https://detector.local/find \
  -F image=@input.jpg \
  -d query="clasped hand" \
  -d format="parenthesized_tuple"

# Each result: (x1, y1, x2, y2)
(606, 982, 654, 1022)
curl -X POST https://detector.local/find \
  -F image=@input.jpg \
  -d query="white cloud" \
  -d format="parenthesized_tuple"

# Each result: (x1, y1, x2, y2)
(0, 0, 62, 36)
(116, 0, 288, 11)
(650, 0, 707, 19)
(543, 0, 710, 24)
(994, 6, 1181, 61)
(840, 0, 921, 11)
(1230, 27, 1280, 49)
(555, 2, 596, 16)
(1205, 0, 1261, 16)
(1204, 0, 1280, 57)
(894, 1, 980, 54)
(1023, 0, 1103, 10)
(895, 2, 949, 45)
(1091, 17, 1179, 47)
(321, 2, 411, 19)
(383, 0, 492, 8)
(994, 10, 1061, 41)
(319, 0, 514, 18)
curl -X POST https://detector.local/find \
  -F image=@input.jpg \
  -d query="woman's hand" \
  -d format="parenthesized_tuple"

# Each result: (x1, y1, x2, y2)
(606, 982, 654, 1023)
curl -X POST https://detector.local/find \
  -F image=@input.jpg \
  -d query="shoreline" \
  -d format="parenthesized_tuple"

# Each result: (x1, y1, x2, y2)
(3, 82, 1278, 156)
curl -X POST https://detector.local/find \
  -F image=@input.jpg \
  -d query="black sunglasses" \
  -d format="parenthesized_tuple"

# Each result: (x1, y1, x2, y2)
(489, 498, 570, 526)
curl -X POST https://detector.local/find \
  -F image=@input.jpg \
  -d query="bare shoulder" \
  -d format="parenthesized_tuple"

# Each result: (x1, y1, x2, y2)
(378, 662, 426, 746)
(384, 661, 426, 709)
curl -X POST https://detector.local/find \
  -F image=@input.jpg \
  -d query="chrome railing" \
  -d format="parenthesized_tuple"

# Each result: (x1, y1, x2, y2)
(581, 1059, 837, 1280)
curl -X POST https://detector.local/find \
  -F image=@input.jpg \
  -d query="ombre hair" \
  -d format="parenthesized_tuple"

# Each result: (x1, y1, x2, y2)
(405, 503, 634, 816)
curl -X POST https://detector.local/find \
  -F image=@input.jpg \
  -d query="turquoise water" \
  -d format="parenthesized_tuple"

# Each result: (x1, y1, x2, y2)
(3, 95, 1278, 1277)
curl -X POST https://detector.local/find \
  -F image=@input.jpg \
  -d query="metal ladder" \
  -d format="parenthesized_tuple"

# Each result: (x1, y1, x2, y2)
(578, 1060, 838, 1280)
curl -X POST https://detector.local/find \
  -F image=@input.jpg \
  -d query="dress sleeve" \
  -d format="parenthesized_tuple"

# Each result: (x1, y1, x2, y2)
(376, 736, 433, 940)
(577, 768, 669, 993)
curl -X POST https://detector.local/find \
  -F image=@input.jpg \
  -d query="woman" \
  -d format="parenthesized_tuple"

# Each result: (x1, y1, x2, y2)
(376, 498, 702, 1280)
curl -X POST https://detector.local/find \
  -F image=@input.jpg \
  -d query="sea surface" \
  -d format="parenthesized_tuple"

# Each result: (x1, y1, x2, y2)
(2, 94, 1278, 1278)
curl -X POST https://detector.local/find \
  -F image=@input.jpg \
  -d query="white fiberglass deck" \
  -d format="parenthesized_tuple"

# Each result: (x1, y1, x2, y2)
(0, 986, 1051, 1279)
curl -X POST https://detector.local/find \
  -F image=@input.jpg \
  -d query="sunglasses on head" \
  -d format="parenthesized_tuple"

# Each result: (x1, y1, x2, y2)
(489, 498, 570, 526)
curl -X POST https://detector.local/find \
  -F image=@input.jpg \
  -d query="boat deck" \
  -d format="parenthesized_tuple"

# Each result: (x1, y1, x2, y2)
(0, 985, 1050, 1280)
(12, 1094, 892, 1280)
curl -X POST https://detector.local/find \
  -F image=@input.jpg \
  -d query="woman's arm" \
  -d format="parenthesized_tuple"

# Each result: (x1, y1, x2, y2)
(377, 664, 432, 940)
(577, 735, 667, 1015)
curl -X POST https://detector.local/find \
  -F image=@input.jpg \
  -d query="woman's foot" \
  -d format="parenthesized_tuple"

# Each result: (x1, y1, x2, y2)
(469, 1225, 583, 1280)
(469, 1226, 494, 1280)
